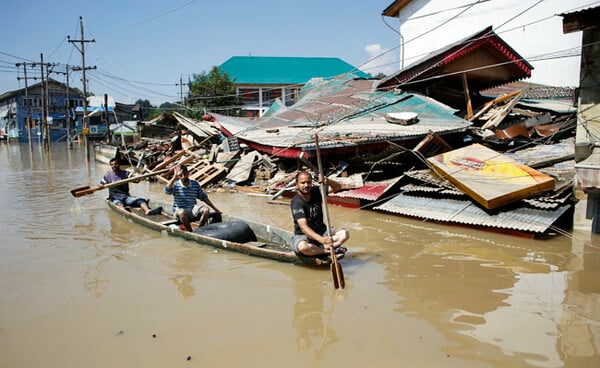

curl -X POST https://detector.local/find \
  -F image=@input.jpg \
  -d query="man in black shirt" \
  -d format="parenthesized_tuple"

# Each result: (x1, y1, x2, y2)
(290, 171, 349, 258)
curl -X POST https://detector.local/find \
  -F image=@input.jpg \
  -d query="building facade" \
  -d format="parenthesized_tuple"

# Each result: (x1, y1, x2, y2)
(0, 79, 83, 143)
(218, 56, 371, 117)
(565, 7, 600, 232)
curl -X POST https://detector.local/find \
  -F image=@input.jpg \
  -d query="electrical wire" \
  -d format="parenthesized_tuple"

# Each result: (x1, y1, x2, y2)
(113, 0, 199, 31)
(1, 1, 594, 111)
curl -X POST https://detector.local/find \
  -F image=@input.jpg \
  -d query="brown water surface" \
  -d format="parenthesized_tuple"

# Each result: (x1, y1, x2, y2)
(1, 142, 599, 367)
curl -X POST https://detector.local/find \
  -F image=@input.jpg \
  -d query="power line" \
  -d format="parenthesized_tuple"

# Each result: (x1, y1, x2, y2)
(114, 0, 199, 30)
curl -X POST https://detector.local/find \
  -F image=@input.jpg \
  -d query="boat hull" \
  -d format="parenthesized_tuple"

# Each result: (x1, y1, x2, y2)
(106, 199, 339, 266)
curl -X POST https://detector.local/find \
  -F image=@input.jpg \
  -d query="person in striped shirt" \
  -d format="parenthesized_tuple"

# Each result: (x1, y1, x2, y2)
(165, 164, 222, 231)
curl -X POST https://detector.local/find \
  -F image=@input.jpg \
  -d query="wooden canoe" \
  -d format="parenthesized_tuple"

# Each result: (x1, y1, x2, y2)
(106, 199, 343, 266)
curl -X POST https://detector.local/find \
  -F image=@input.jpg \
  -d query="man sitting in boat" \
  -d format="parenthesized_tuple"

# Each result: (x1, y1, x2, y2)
(165, 165, 222, 232)
(290, 171, 349, 258)
(100, 158, 162, 216)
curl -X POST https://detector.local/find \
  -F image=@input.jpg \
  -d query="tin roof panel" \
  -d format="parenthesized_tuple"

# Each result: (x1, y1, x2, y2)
(374, 194, 570, 234)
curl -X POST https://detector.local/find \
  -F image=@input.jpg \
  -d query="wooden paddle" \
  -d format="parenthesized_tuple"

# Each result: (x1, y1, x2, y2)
(314, 134, 345, 289)
(70, 168, 169, 197)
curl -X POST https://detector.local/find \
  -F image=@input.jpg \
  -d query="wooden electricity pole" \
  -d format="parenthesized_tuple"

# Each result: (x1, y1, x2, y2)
(39, 53, 49, 150)
(15, 62, 37, 148)
(65, 65, 72, 149)
(68, 16, 96, 157)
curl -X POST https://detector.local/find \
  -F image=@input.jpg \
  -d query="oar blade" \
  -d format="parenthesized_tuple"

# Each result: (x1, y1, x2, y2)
(335, 262, 345, 289)
(330, 251, 345, 289)
(331, 263, 340, 289)
(70, 186, 91, 197)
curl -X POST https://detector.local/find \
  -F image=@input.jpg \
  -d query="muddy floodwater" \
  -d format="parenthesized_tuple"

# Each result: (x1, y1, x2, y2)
(1, 142, 599, 368)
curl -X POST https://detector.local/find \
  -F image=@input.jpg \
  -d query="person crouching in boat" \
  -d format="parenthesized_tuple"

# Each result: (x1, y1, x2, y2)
(100, 158, 162, 216)
(165, 164, 222, 232)
(290, 170, 349, 259)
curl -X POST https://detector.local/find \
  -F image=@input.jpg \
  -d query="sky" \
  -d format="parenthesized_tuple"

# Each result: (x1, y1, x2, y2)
(1, 0, 597, 106)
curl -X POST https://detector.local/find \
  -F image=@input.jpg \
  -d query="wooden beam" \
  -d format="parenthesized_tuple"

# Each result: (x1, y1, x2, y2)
(470, 90, 522, 122)
(481, 91, 523, 130)
(461, 73, 473, 120)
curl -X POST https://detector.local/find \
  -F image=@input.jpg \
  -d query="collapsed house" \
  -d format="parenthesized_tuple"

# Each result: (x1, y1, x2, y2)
(127, 26, 578, 238)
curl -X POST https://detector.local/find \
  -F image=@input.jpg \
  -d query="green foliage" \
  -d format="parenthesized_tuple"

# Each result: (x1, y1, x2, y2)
(187, 66, 239, 117)
(143, 102, 178, 120)
(135, 99, 153, 109)
(134, 99, 157, 120)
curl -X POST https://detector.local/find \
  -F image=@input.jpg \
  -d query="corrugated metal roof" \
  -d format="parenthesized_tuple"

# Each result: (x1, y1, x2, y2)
(374, 193, 570, 234)
(214, 74, 471, 158)
(560, 6, 600, 33)
(481, 81, 575, 99)
(219, 56, 370, 85)
(401, 156, 573, 202)
(481, 81, 576, 114)
(503, 139, 575, 168)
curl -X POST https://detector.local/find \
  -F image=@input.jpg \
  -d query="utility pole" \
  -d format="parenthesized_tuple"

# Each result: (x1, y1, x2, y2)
(103, 94, 110, 144)
(15, 62, 37, 148)
(176, 74, 185, 107)
(68, 16, 96, 157)
(40, 55, 59, 152)
(39, 53, 49, 151)
(65, 65, 72, 149)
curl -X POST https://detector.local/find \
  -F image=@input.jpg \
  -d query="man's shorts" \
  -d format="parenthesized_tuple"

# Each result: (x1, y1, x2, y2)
(291, 228, 337, 256)
(174, 205, 208, 221)
(112, 196, 146, 207)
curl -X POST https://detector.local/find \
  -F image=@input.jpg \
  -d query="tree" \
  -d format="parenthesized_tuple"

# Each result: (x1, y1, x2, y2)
(159, 102, 179, 110)
(134, 99, 156, 120)
(187, 66, 239, 118)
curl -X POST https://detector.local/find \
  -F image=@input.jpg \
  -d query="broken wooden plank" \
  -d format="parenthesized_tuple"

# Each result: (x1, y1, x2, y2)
(480, 91, 523, 129)
(470, 90, 521, 122)
(152, 149, 203, 183)
(215, 150, 242, 170)
(226, 151, 260, 184)
(413, 131, 453, 157)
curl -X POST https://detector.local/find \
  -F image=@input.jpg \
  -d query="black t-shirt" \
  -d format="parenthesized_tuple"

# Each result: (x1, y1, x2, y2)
(291, 186, 326, 236)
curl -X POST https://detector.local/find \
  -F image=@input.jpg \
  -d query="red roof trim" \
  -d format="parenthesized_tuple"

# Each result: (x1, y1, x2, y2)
(488, 38, 532, 77)
(391, 34, 532, 87)
(440, 36, 531, 77)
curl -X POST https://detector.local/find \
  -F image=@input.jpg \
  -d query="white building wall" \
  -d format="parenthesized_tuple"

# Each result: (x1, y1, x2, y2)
(391, 0, 588, 87)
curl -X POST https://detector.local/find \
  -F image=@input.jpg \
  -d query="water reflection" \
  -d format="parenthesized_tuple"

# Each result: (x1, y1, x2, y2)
(80, 211, 138, 298)
(83, 243, 112, 298)
(170, 275, 195, 300)
(166, 245, 207, 300)
(292, 281, 340, 360)
(370, 215, 600, 367)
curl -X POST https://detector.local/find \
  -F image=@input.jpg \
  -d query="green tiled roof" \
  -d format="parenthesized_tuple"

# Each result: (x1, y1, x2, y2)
(218, 56, 370, 85)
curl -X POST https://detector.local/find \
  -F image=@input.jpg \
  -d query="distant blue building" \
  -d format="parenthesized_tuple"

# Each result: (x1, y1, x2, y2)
(0, 79, 84, 143)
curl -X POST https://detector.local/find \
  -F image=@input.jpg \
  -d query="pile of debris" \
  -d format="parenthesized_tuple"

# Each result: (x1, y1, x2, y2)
(125, 25, 580, 238)
(128, 87, 576, 239)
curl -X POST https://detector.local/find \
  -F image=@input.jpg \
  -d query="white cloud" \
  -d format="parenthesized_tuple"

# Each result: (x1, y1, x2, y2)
(360, 44, 399, 77)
